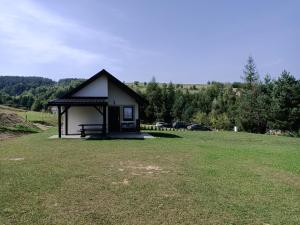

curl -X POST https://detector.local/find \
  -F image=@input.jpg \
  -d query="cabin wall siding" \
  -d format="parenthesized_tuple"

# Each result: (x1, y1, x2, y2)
(108, 80, 139, 123)
(72, 76, 108, 97)
(66, 106, 103, 134)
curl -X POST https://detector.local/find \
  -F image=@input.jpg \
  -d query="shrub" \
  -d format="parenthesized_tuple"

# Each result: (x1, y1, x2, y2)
(192, 112, 209, 126)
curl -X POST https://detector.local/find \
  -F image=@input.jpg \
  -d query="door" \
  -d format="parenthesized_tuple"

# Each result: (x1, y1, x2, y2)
(108, 106, 120, 132)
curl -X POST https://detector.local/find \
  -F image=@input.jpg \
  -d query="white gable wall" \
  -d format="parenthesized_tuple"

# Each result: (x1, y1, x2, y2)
(72, 76, 108, 97)
(108, 80, 139, 122)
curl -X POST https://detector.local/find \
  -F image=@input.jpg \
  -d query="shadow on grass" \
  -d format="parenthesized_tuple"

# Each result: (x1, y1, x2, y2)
(146, 132, 182, 138)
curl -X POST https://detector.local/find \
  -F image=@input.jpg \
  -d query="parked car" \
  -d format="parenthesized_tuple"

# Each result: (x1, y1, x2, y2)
(155, 121, 167, 128)
(187, 124, 212, 131)
(172, 121, 187, 129)
(162, 123, 172, 128)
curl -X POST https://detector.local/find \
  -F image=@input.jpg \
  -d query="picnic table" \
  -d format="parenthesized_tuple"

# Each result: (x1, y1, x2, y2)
(78, 124, 104, 137)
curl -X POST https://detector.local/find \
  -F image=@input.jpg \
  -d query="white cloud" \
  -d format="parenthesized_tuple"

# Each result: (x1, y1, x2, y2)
(0, 0, 134, 69)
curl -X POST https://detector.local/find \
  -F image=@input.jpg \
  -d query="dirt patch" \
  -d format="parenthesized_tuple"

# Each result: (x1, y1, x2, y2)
(112, 161, 167, 186)
(131, 172, 140, 176)
(112, 178, 129, 186)
(0, 112, 40, 140)
(125, 165, 162, 171)
(9, 157, 24, 161)
(122, 179, 129, 185)
(33, 123, 52, 131)
(161, 193, 180, 198)
(118, 161, 168, 176)
(0, 157, 24, 161)
(0, 112, 24, 127)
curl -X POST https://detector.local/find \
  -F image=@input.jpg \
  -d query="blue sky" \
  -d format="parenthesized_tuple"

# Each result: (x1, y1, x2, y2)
(0, 0, 299, 83)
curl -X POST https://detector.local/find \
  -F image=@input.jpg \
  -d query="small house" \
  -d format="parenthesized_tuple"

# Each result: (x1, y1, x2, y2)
(48, 69, 145, 138)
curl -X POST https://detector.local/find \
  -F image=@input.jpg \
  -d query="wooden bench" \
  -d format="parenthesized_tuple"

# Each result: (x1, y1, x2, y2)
(121, 122, 136, 132)
(78, 124, 104, 137)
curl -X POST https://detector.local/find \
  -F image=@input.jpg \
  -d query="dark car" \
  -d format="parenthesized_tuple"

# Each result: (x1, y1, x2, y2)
(172, 121, 187, 129)
(187, 124, 212, 131)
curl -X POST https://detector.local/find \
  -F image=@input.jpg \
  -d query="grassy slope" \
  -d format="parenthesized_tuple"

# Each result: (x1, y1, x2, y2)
(0, 105, 56, 126)
(0, 130, 299, 225)
(0, 106, 39, 134)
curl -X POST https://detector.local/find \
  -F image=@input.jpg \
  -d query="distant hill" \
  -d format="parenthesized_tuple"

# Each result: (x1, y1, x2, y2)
(0, 76, 85, 111)
(126, 81, 244, 93)
(57, 78, 86, 86)
(127, 82, 208, 94)
(0, 75, 217, 96)
(0, 76, 55, 96)
(0, 75, 245, 112)
(0, 76, 86, 96)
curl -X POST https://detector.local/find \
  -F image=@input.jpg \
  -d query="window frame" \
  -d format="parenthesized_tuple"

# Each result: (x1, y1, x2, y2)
(123, 106, 134, 121)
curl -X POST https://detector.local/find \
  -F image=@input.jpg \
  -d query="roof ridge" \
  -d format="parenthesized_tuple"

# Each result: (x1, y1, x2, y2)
(53, 69, 145, 103)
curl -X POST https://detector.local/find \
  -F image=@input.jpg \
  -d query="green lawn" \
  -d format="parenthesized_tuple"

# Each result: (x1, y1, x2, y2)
(17, 111, 56, 126)
(0, 130, 299, 225)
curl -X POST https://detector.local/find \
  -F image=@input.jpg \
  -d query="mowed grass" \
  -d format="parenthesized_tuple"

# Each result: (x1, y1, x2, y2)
(0, 130, 299, 225)
(17, 111, 57, 126)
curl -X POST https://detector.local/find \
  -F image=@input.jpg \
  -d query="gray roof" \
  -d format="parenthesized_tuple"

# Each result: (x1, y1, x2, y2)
(48, 97, 108, 106)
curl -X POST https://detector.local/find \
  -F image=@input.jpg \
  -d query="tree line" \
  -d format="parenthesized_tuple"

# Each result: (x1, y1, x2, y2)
(0, 57, 299, 135)
(0, 78, 84, 111)
(139, 57, 300, 135)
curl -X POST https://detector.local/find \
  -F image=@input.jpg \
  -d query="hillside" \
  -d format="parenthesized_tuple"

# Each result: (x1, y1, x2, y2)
(0, 105, 56, 140)
(0, 76, 85, 111)
(0, 75, 214, 110)
(127, 82, 208, 93)
(0, 75, 213, 96)
(0, 76, 55, 96)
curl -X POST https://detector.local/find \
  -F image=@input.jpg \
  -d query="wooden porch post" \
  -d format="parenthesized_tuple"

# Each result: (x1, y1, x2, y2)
(58, 106, 62, 138)
(65, 106, 69, 135)
(137, 103, 141, 132)
(103, 105, 107, 135)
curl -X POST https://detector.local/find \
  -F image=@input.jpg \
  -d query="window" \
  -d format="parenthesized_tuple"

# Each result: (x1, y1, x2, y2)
(123, 106, 134, 121)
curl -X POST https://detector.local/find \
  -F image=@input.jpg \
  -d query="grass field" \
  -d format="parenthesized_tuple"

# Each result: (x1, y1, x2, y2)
(0, 129, 299, 225)
(17, 110, 57, 126)
(0, 105, 56, 126)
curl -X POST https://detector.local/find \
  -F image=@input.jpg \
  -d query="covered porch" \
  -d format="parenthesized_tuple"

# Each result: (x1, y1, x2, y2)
(48, 97, 108, 138)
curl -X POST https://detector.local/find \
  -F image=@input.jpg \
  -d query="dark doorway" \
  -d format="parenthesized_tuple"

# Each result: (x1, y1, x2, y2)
(108, 106, 120, 132)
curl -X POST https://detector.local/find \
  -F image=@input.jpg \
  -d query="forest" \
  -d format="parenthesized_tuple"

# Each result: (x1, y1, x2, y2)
(0, 57, 300, 135)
